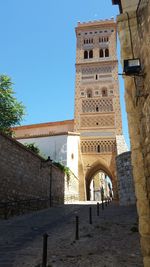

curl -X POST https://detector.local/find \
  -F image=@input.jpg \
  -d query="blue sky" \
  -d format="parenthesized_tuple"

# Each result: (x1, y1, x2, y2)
(0, 0, 130, 147)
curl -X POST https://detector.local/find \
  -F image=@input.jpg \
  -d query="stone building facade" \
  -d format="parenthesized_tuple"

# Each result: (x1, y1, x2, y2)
(74, 19, 127, 200)
(0, 131, 79, 217)
(116, 151, 135, 205)
(14, 120, 80, 178)
(112, 1, 150, 266)
(13, 19, 128, 202)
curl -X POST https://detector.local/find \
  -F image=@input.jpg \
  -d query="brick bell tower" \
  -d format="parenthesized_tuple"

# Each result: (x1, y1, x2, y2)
(74, 19, 124, 200)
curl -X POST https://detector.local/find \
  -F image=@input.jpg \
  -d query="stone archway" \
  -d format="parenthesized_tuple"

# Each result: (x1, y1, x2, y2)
(85, 160, 116, 200)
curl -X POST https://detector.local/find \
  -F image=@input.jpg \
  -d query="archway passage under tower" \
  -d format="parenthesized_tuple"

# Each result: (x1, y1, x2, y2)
(88, 170, 113, 201)
(85, 164, 115, 201)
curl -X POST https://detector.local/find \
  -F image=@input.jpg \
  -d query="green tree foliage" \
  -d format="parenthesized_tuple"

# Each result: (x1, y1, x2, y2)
(53, 162, 71, 184)
(24, 143, 40, 155)
(0, 75, 25, 134)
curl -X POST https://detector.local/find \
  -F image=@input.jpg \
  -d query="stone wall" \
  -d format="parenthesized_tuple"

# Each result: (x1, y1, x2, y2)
(115, 1, 150, 266)
(0, 132, 79, 217)
(116, 135, 128, 155)
(116, 151, 136, 205)
(64, 171, 79, 203)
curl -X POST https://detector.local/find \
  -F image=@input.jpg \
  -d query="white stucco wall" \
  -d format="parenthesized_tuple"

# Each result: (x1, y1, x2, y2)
(18, 135, 68, 166)
(18, 134, 80, 177)
(67, 135, 80, 177)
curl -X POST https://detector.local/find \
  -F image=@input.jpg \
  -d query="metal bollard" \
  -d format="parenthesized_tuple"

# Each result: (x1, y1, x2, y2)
(89, 207, 92, 224)
(75, 216, 79, 240)
(42, 233, 48, 267)
(97, 202, 99, 216)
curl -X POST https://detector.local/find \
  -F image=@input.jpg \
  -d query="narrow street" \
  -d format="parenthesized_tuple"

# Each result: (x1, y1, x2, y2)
(0, 202, 143, 267)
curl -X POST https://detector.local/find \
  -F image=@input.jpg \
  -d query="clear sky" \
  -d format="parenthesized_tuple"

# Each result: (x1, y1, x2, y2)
(0, 0, 130, 147)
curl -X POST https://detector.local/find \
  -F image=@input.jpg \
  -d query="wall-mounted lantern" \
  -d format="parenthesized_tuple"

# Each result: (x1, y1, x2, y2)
(123, 58, 142, 76)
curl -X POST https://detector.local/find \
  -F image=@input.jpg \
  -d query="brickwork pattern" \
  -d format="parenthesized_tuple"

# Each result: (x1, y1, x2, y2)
(74, 20, 124, 200)
(80, 114, 115, 128)
(81, 139, 116, 153)
(82, 98, 113, 113)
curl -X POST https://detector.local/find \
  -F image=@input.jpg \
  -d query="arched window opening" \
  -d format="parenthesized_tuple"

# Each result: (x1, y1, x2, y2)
(84, 50, 88, 59)
(105, 48, 109, 57)
(89, 50, 93, 58)
(87, 89, 92, 98)
(96, 106, 99, 112)
(96, 74, 98, 80)
(97, 145, 100, 153)
(102, 88, 108, 97)
(99, 49, 104, 58)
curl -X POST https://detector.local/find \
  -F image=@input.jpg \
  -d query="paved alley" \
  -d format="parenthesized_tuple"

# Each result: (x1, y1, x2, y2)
(0, 202, 143, 267)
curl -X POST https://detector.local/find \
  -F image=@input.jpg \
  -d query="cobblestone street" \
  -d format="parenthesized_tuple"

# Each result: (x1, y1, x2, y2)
(0, 202, 143, 267)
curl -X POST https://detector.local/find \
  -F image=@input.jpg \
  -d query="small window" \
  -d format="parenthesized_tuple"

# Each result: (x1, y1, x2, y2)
(102, 88, 108, 97)
(105, 48, 109, 57)
(99, 49, 104, 58)
(96, 74, 98, 80)
(87, 89, 92, 98)
(96, 106, 99, 112)
(81, 91, 84, 97)
(97, 145, 100, 152)
(89, 50, 93, 58)
(95, 91, 99, 95)
(84, 50, 88, 59)
(96, 122, 99, 125)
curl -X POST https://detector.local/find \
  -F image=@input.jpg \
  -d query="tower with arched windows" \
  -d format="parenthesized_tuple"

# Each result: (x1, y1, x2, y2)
(74, 19, 127, 200)
(13, 19, 128, 203)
